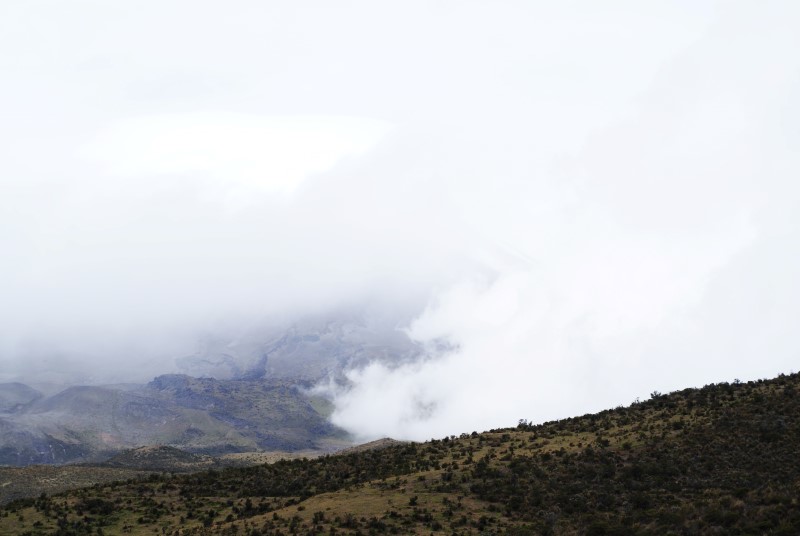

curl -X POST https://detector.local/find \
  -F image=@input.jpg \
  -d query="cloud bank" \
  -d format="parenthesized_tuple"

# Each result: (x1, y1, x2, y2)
(1, 2, 799, 439)
(325, 2, 800, 440)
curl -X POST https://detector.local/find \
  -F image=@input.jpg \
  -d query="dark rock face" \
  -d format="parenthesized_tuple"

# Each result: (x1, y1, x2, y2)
(147, 375, 342, 451)
(147, 374, 192, 391)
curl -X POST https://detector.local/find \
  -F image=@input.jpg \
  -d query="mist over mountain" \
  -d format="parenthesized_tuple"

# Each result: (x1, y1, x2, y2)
(174, 308, 424, 383)
(1, 2, 799, 443)
(0, 309, 435, 465)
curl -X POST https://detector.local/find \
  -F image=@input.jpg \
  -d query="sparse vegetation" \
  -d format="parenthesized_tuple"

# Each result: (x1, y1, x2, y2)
(2, 372, 799, 534)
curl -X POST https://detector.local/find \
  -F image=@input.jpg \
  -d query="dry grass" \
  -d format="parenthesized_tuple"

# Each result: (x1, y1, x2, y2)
(3, 373, 799, 535)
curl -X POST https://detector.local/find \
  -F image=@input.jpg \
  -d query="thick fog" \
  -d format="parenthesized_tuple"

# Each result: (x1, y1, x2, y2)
(2, 2, 799, 439)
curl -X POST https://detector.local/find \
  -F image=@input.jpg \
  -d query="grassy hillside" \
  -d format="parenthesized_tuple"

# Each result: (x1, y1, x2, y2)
(2, 372, 798, 535)
(0, 448, 338, 508)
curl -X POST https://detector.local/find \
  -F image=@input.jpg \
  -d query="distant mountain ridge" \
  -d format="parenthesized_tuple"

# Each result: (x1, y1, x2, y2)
(0, 383, 43, 413)
(0, 313, 425, 467)
(0, 375, 347, 466)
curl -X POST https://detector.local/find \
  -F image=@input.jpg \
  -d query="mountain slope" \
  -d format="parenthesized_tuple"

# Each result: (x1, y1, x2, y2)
(0, 314, 422, 466)
(101, 445, 219, 472)
(0, 376, 347, 465)
(2, 372, 798, 534)
(0, 383, 42, 413)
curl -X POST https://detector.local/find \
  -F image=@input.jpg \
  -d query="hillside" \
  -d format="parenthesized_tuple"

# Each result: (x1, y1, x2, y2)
(1, 372, 798, 535)
(100, 446, 219, 472)
(0, 376, 348, 465)
(0, 383, 43, 413)
(0, 447, 334, 507)
(0, 312, 425, 467)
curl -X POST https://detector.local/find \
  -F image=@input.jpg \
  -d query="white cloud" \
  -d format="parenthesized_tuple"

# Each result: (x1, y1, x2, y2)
(80, 113, 392, 198)
(323, 2, 800, 440)
(1, 1, 799, 439)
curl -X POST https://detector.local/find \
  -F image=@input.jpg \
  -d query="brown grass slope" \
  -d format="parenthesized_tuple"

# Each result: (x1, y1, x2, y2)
(1, 372, 799, 535)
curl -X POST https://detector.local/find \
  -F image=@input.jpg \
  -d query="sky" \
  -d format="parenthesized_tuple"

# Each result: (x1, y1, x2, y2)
(1, 1, 799, 440)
